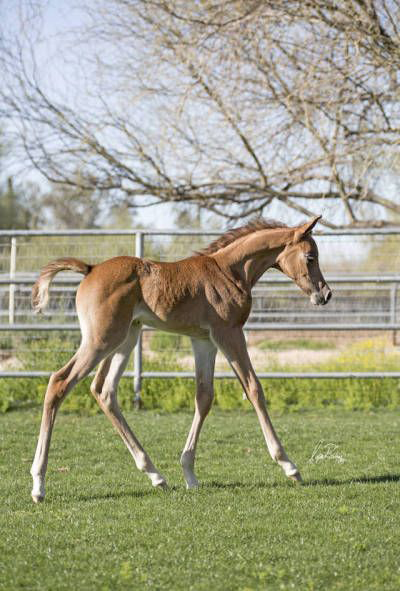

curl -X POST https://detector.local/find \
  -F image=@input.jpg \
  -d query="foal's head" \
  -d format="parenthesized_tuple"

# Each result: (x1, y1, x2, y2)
(275, 216, 332, 306)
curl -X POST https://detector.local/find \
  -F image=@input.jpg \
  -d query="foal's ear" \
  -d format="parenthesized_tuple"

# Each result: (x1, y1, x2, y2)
(293, 215, 322, 242)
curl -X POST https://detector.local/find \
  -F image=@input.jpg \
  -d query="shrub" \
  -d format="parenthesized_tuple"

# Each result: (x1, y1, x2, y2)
(1, 335, 399, 413)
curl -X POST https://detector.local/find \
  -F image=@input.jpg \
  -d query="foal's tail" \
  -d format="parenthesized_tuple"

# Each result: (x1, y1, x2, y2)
(32, 258, 93, 314)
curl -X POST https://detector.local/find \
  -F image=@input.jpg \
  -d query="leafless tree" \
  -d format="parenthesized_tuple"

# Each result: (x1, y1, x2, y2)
(1, 0, 400, 227)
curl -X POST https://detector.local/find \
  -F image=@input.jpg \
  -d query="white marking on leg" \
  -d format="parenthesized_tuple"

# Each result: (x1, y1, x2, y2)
(254, 408, 300, 478)
(31, 463, 46, 503)
(181, 450, 198, 489)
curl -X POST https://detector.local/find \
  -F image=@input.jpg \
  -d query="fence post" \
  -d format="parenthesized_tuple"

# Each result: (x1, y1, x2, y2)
(133, 231, 144, 409)
(391, 283, 398, 346)
(8, 237, 17, 325)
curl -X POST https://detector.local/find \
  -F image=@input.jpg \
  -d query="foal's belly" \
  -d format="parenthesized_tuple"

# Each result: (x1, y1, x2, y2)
(133, 306, 209, 339)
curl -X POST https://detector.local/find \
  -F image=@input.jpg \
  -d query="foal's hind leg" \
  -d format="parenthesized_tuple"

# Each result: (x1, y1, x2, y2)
(211, 326, 301, 483)
(30, 345, 105, 503)
(181, 338, 217, 488)
(90, 323, 167, 489)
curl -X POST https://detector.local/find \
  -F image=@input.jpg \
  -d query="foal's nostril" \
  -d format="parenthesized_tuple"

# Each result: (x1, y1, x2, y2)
(325, 289, 332, 303)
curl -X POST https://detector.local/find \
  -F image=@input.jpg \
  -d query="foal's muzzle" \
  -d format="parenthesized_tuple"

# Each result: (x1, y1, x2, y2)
(310, 285, 332, 306)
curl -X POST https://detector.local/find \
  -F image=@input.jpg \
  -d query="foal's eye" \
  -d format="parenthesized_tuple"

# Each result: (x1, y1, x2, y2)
(305, 255, 314, 262)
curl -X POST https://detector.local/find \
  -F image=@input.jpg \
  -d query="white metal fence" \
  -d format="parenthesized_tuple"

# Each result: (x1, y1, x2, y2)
(1, 227, 400, 403)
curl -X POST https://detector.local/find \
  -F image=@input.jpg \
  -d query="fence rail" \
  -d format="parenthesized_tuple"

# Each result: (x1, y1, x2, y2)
(1, 227, 400, 404)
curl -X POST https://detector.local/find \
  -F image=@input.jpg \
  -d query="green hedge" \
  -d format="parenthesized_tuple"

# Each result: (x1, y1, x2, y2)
(1, 336, 400, 413)
(1, 371, 399, 414)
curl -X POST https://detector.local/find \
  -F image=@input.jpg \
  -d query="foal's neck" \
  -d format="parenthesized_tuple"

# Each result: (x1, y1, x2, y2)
(212, 227, 292, 288)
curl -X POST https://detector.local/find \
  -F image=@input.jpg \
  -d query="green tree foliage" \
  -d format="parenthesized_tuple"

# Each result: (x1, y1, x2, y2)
(0, 177, 31, 229)
(41, 179, 103, 229)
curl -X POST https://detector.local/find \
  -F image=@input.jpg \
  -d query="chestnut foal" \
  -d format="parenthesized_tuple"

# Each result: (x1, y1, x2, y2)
(30, 216, 331, 502)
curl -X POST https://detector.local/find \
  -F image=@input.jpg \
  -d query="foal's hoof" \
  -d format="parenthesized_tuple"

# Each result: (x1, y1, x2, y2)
(154, 480, 168, 491)
(32, 494, 45, 504)
(186, 481, 199, 490)
(185, 475, 199, 489)
(288, 471, 303, 484)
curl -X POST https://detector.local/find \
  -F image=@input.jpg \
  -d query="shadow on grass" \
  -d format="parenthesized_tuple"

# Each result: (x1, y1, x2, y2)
(203, 473, 400, 490)
(71, 474, 400, 501)
(202, 480, 281, 490)
(79, 482, 273, 499)
(305, 473, 400, 487)
(75, 485, 181, 502)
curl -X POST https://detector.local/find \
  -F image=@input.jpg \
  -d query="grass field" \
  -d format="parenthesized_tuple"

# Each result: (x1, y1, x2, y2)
(1, 407, 400, 590)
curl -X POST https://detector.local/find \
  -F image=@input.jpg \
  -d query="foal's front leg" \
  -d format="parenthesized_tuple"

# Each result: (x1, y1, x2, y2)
(181, 338, 217, 488)
(211, 326, 301, 483)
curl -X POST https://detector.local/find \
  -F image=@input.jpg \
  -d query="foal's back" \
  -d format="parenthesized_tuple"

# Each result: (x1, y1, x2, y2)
(76, 254, 250, 336)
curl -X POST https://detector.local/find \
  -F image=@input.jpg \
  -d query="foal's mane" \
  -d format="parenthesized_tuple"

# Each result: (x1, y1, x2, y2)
(198, 218, 288, 256)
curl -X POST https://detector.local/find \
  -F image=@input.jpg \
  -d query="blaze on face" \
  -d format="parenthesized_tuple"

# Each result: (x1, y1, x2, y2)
(275, 216, 332, 306)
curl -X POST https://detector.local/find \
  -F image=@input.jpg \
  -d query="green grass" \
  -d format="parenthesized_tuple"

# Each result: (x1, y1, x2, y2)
(1, 408, 400, 590)
(258, 338, 335, 351)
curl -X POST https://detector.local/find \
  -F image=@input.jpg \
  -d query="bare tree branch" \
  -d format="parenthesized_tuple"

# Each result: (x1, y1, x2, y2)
(1, 0, 400, 227)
